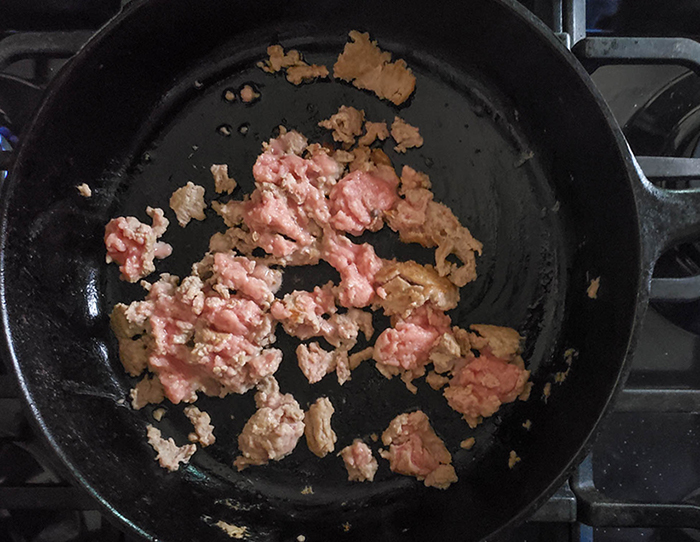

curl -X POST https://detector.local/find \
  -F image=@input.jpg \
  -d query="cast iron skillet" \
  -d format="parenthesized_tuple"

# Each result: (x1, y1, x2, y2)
(3, 0, 700, 540)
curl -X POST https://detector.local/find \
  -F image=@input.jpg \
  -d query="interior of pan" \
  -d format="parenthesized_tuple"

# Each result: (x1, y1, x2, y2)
(0, 0, 643, 541)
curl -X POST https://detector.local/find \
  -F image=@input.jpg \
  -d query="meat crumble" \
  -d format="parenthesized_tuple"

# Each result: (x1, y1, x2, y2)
(340, 439, 378, 482)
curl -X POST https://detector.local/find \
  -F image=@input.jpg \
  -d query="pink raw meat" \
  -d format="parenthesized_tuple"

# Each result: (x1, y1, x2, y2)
(104, 207, 171, 282)
(321, 232, 383, 308)
(374, 304, 451, 371)
(443, 350, 530, 428)
(329, 165, 399, 236)
(212, 252, 281, 306)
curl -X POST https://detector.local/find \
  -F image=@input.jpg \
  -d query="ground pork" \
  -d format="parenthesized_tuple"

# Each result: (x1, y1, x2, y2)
(130, 374, 165, 410)
(240, 84, 260, 103)
(184, 405, 216, 447)
(170, 182, 207, 227)
(104, 207, 172, 282)
(286, 63, 329, 85)
(588, 276, 600, 299)
(114, 268, 282, 404)
(428, 332, 464, 375)
(296, 342, 356, 385)
(270, 283, 337, 340)
(321, 232, 384, 308)
(340, 439, 378, 482)
(460, 437, 475, 450)
(318, 106, 365, 146)
(329, 165, 399, 236)
(379, 411, 457, 489)
(304, 397, 337, 458)
(391, 117, 423, 153)
(443, 352, 530, 428)
(110, 302, 151, 376)
(210, 252, 282, 307)
(386, 166, 482, 287)
(426, 370, 450, 390)
(234, 377, 305, 470)
(146, 424, 196, 472)
(76, 183, 92, 197)
(468, 324, 521, 360)
(210, 164, 237, 194)
(375, 261, 459, 318)
(358, 121, 389, 146)
(333, 31, 416, 106)
(374, 304, 451, 372)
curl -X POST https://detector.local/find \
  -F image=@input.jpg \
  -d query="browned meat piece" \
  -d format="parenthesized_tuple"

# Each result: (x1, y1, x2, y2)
(358, 121, 389, 146)
(428, 332, 463, 374)
(426, 370, 450, 390)
(386, 166, 483, 287)
(340, 439, 378, 482)
(391, 117, 423, 153)
(110, 302, 151, 376)
(375, 260, 459, 318)
(469, 324, 522, 359)
(508, 450, 521, 469)
(257, 45, 303, 73)
(587, 276, 600, 299)
(130, 374, 165, 410)
(334, 31, 416, 105)
(184, 405, 216, 447)
(286, 63, 329, 85)
(304, 397, 337, 458)
(146, 425, 196, 472)
(349, 346, 374, 370)
(240, 84, 260, 103)
(210, 164, 237, 195)
(170, 182, 207, 227)
(234, 377, 305, 470)
(263, 126, 309, 156)
(379, 411, 457, 489)
(318, 106, 365, 146)
(296, 342, 353, 385)
(460, 437, 476, 450)
(76, 183, 92, 197)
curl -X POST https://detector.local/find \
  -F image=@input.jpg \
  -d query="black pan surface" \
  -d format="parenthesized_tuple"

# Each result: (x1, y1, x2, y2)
(0, 0, 683, 540)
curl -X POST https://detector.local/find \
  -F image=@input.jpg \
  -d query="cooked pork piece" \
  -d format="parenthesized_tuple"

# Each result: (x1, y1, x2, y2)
(340, 439, 378, 482)
(304, 397, 337, 458)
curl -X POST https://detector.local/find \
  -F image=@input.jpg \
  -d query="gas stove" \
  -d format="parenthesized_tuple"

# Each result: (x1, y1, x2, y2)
(1, 1, 700, 541)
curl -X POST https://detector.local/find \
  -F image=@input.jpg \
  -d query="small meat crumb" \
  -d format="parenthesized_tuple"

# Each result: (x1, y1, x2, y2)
(304, 397, 337, 458)
(333, 31, 416, 105)
(370, 433, 378, 442)
(508, 450, 521, 469)
(587, 276, 600, 299)
(257, 44, 328, 85)
(146, 425, 196, 472)
(543, 382, 552, 402)
(215, 520, 247, 539)
(130, 375, 165, 410)
(301, 485, 314, 495)
(342, 522, 351, 532)
(210, 164, 237, 194)
(184, 405, 216, 447)
(76, 183, 92, 197)
(287, 64, 329, 85)
(319, 106, 365, 146)
(460, 437, 475, 450)
(358, 121, 389, 146)
(564, 348, 578, 365)
(169, 181, 207, 227)
(224, 89, 236, 102)
(340, 439, 379, 482)
(391, 117, 424, 153)
(522, 419, 532, 430)
(153, 408, 166, 421)
(240, 84, 260, 103)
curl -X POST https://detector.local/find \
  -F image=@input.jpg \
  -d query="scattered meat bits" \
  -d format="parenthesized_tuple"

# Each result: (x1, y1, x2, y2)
(104, 207, 172, 282)
(76, 183, 92, 197)
(460, 437, 475, 450)
(215, 521, 247, 539)
(258, 44, 329, 85)
(340, 439, 378, 482)
(184, 405, 216, 447)
(146, 424, 196, 472)
(587, 276, 600, 299)
(391, 117, 424, 153)
(240, 84, 260, 103)
(319, 106, 365, 146)
(210, 164, 237, 194)
(508, 450, 521, 469)
(358, 121, 389, 146)
(522, 419, 532, 430)
(287, 63, 329, 85)
(380, 411, 457, 489)
(542, 382, 552, 402)
(301, 485, 314, 495)
(153, 408, 166, 421)
(426, 370, 450, 390)
(304, 397, 337, 458)
(170, 181, 207, 227)
(234, 377, 305, 470)
(334, 31, 416, 105)
(130, 375, 165, 410)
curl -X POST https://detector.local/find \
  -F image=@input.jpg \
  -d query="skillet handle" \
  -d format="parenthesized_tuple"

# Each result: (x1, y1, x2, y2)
(634, 156, 700, 300)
